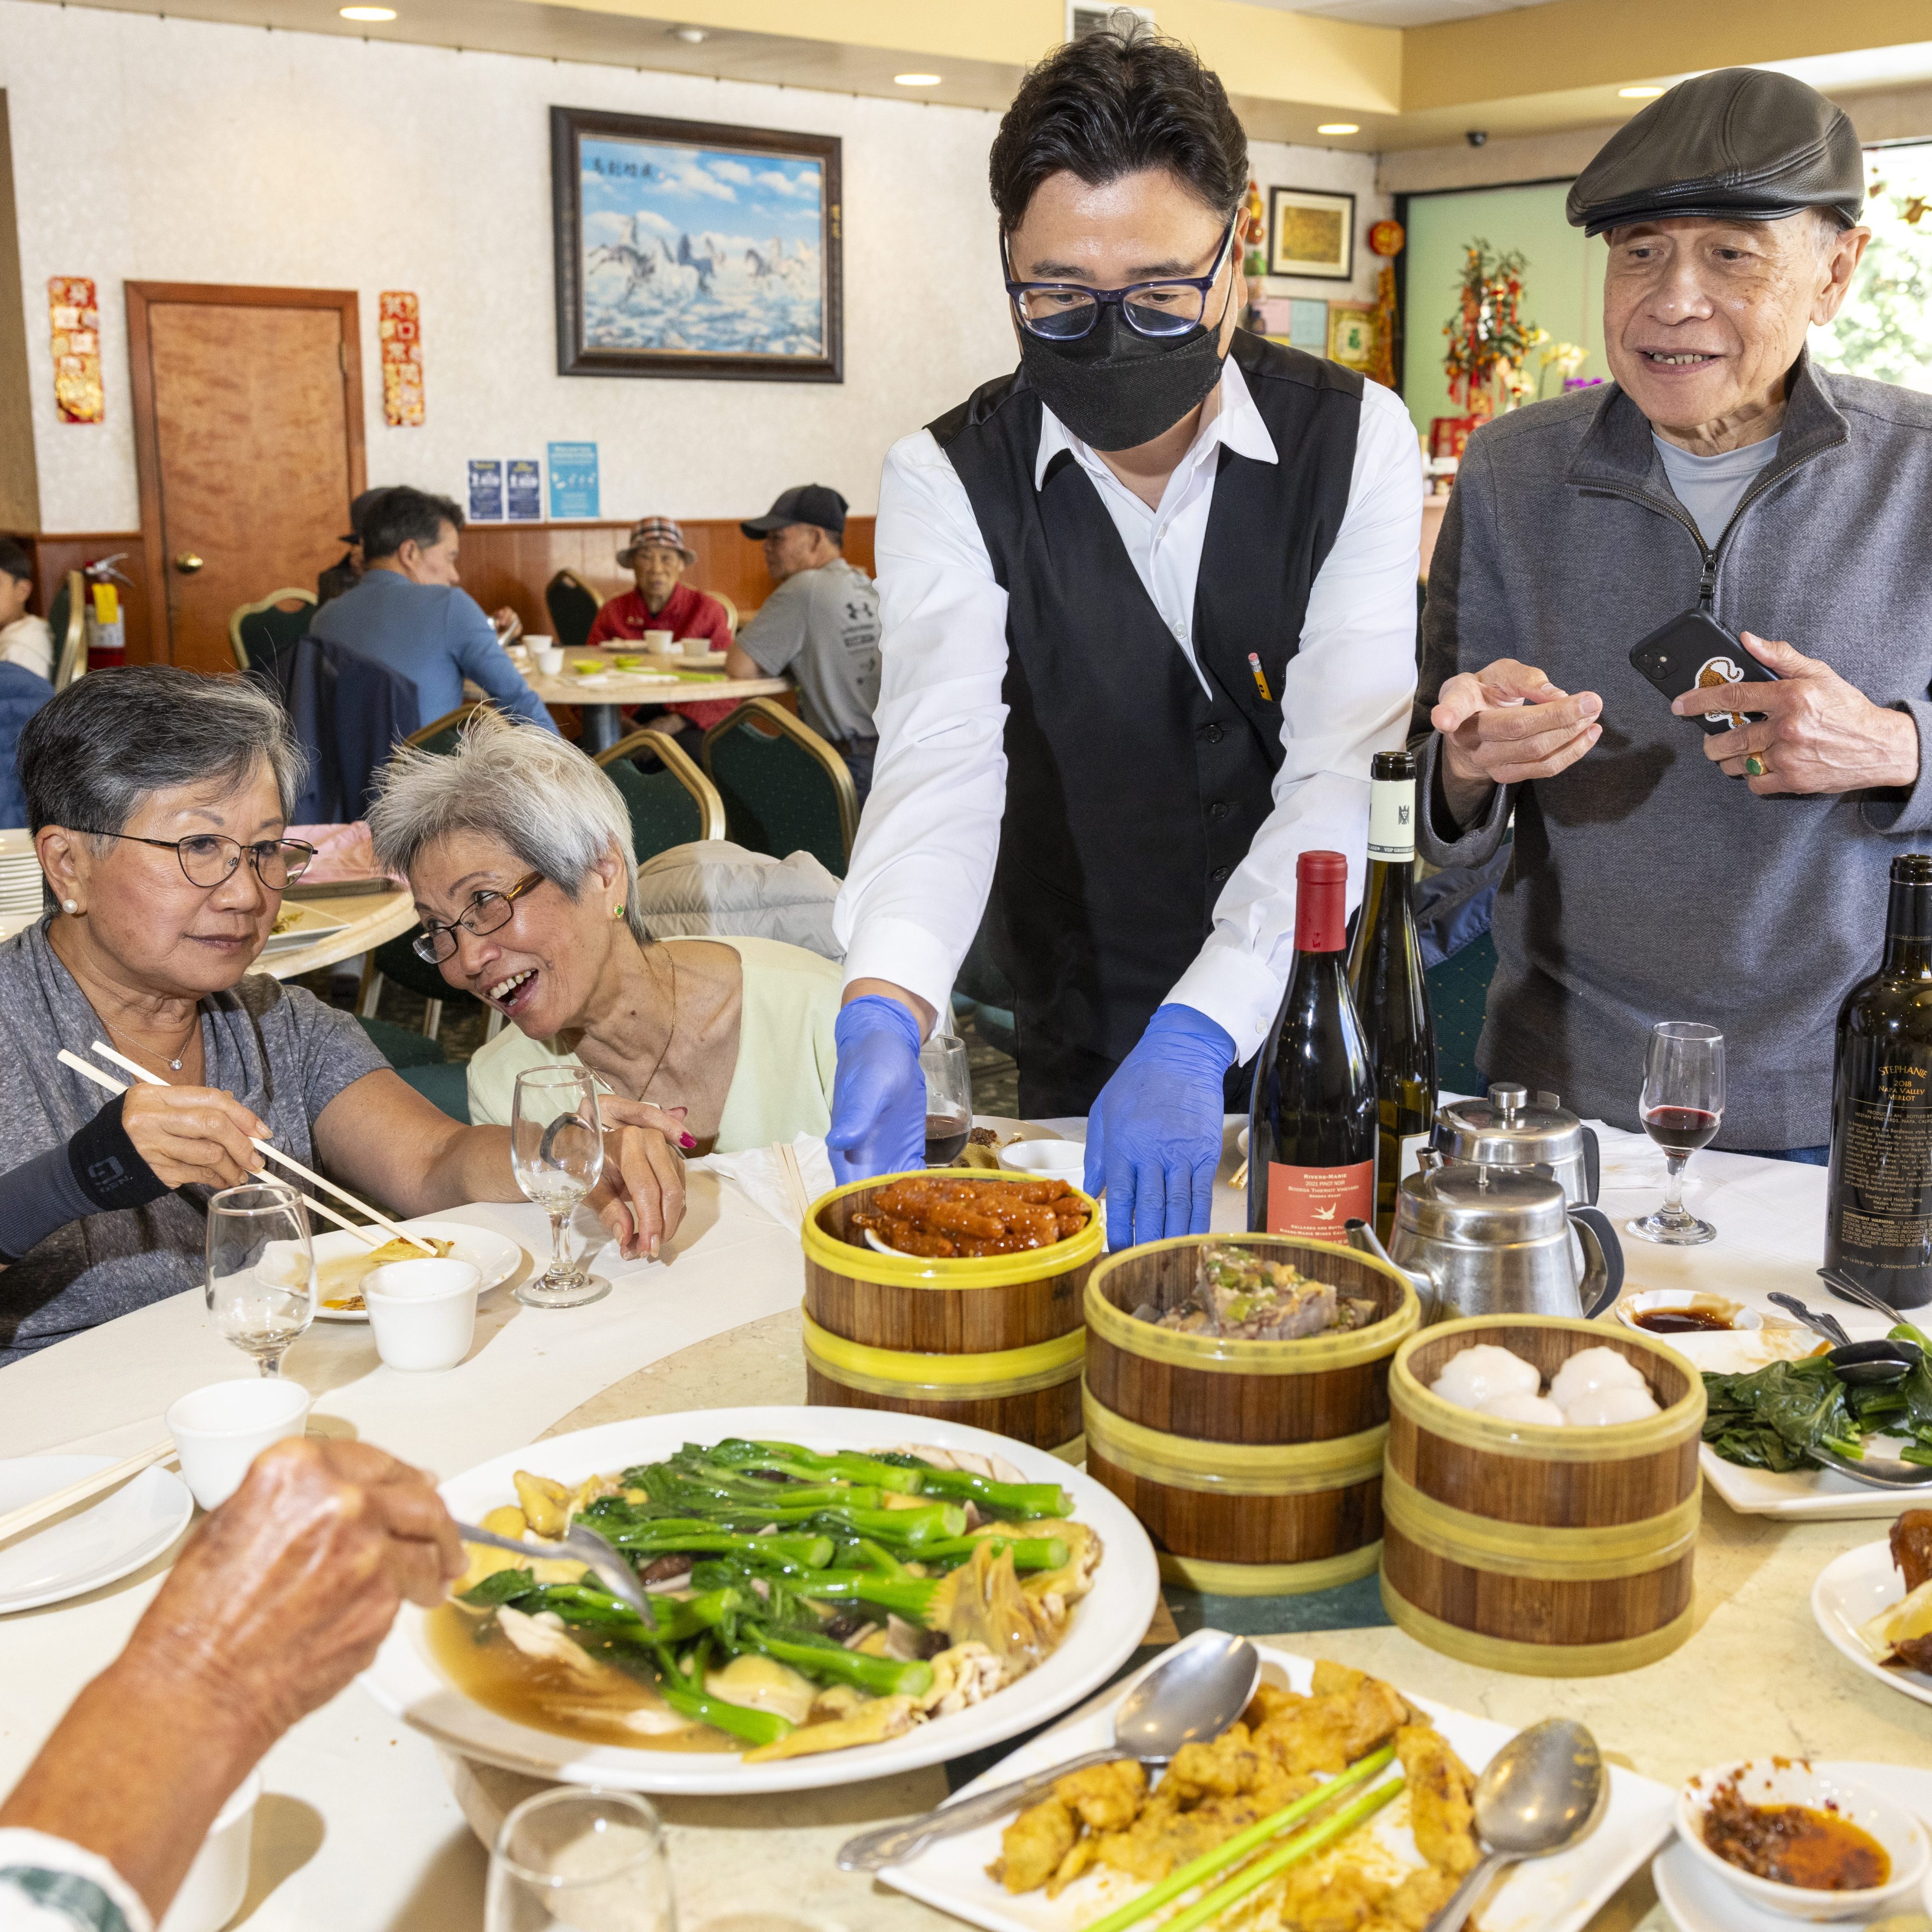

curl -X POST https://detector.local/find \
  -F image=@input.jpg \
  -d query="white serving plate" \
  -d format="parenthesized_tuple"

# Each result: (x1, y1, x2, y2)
(1811, 1539, 1932, 1713)
(882, 1640, 1675, 1932)
(313, 1217, 525, 1323)
(1653, 1763, 1932, 1931)
(359, 1405, 1159, 1794)
(0, 1456, 194, 1614)
(259, 902, 349, 955)
(973, 1116, 1067, 1146)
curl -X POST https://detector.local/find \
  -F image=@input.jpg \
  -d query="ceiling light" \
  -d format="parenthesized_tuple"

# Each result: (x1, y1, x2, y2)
(1619, 85, 1665, 99)
(669, 25, 707, 42)
(894, 73, 942, 87)
(1316, 123, 1360, 136)
(340, 6, 397, 19)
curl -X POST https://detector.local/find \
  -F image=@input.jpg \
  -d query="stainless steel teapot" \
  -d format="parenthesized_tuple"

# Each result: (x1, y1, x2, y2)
(1353, 1162, 1624, 1326)
(1433, 1083, 1599, 1207)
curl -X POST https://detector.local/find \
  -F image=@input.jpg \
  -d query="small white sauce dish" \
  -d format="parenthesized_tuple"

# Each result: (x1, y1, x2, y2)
(365, 1257, 482, 1374)
(1000, 1138, 1086, 1184)
(1617, 1287, 1763, 1333)
(1676, 1757, 1929, 1922)
(166, 1378, 311, 1510)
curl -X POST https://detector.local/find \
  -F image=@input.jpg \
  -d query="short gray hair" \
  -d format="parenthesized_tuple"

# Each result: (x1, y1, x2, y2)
(18, 666, 306, 843)
(367, 710, 645, 938)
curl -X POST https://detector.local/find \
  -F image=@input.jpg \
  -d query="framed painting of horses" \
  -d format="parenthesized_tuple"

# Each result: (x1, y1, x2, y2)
(551, 106, 843, 383)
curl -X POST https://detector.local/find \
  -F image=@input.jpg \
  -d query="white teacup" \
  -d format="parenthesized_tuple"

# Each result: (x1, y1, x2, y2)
(1000, 1137, 1088, 1186)
(158, 1769, 259, 1932)
(643, 628, 674, 651)
(365, 1257, 482, 1373)
(534, 646, 565, 676)
(166, 1379, 311, 1510)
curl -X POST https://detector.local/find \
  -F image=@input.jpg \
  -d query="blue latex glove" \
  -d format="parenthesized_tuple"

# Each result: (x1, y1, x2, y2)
(828, 996, 926, 1184)
(1084, 1004, 1236, 1250)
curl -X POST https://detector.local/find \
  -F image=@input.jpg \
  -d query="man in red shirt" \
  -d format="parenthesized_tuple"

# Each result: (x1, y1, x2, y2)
(587, 518, 733, 652)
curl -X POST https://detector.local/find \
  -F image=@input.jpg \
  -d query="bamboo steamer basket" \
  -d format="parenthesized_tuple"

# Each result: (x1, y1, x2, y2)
(1381, 1315, 1705, 1676)
(800, 1173, 1104, 1456)
(1082, 1235, 1421, 1595)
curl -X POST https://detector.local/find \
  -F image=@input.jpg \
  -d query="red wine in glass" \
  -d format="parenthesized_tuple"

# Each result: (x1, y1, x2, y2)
(1642, 1106, 1721, 1158)
(925, 1112, 971, 1165)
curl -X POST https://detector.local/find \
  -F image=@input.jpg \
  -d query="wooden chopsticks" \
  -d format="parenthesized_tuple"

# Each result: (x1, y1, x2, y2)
(773, 1140, 812, 1225)
(0, 1439, 177, 1545)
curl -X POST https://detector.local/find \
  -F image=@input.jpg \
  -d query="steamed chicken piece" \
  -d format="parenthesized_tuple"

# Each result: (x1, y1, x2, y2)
(1394, 1724, 1481, 1875)
(922, 1642, 1005, 1717)
(495, 1606, 606, 1683)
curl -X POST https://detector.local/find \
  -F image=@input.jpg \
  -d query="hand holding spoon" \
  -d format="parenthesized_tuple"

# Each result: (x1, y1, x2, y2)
(1426, 1718, 1606, 1932)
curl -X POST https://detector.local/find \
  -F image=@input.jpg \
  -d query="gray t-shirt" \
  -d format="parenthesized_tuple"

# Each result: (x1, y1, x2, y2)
(738, 557, 881, 743)
(0, 920, 389, 1362)
(1654, 432, 1782, 548)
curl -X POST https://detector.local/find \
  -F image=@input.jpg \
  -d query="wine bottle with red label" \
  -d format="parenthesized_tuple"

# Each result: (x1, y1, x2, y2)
(1248, 849, 1378, 1240)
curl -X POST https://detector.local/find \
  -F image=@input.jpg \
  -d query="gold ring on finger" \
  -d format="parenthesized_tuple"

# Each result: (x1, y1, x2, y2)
(1744, 754, 1768, 777)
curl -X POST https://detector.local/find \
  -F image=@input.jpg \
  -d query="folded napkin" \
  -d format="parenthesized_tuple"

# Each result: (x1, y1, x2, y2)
(699, 1134, 834, 1233)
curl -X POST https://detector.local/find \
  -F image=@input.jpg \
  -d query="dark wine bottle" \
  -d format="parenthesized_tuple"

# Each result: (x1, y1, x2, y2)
(1826, 853, 1932, 1310)
(1346, 751, 1438, 1242)
(1248, 850, 1378, 1239)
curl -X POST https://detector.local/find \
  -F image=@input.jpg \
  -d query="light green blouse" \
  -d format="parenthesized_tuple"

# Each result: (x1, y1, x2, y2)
(465, 934, 840, 1152)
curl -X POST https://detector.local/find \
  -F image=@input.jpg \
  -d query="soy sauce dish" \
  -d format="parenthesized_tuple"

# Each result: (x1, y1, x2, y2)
(1676, 1758, 1927, 1920)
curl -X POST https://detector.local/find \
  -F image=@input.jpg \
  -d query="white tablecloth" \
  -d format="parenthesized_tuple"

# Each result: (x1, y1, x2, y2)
(0, 1117, 1860, 1927)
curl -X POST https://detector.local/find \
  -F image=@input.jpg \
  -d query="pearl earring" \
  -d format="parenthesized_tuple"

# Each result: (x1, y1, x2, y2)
(62, 900, 76, 913)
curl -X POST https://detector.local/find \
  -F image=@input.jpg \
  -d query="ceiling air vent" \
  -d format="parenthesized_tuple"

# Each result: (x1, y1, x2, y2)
(1069, 4, 1155, 41)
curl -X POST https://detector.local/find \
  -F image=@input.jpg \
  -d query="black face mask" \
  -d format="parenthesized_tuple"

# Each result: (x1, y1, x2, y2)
(1019, 302, 1228, 452)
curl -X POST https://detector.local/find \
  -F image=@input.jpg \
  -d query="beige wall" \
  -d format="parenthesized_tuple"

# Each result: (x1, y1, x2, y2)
(0, 2, 1385, 537)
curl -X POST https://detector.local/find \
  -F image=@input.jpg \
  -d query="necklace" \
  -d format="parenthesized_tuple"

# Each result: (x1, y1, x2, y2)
(108, 1013, 198, 1075)
(634, 946, 678, 1099)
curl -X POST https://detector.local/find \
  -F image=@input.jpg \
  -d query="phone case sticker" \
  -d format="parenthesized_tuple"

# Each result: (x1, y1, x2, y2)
(1265, 1160, 1373, 1240)
(1695, 654, 1752, 732)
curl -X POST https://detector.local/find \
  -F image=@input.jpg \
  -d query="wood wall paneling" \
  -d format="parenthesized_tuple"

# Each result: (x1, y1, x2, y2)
(0, 95, 40, 533)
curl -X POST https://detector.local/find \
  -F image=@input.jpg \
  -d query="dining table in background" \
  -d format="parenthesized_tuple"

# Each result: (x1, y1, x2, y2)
(0, 1125, 1924, 1932)
(509, 647, 792, 754)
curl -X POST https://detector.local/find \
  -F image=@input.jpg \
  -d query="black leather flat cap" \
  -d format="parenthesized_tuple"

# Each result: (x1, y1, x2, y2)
(1567, 67, 1863, 236)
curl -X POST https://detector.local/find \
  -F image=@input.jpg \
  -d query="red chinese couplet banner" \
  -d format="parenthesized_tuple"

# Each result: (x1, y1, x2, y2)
(379, 290, 424, 427)
(48, 277, 103, 424)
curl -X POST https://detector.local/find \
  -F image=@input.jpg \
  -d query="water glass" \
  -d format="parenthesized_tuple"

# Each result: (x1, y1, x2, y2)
(486, 1787, 675, 1932)
(921, 1032, 973, 1166)
(205, 1182, 315, 1376)
(511, 1066, 608, 1309)
(1628, 1020, 1726, 1246)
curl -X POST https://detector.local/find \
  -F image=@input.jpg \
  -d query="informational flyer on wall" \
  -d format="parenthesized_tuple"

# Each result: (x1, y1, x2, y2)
(547, 441, 600, 520)
(467, 459, 505, 521)
(507, 459, 543, 521)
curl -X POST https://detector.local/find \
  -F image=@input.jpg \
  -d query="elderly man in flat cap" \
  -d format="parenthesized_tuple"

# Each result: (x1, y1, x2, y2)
(1411, 66, 1921, 1171)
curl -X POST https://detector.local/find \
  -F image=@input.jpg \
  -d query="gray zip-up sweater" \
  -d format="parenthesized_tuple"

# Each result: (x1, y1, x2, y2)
(1413, 355, 1932, 1150)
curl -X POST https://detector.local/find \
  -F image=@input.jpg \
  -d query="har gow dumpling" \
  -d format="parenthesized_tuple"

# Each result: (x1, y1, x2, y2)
(1429, 1343, 1540, 1411)
(1560, 1382, 1661, 1426)
(1478, 1390, 1568, 1427)
(1548, 1346, 1646, 1413)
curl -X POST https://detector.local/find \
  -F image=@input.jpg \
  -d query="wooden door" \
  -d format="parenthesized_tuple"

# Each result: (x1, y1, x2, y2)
(128, 284, 364, 673)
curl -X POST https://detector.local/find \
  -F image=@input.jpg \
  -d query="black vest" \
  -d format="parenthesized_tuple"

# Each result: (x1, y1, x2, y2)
(929, 330, 1363, 1110)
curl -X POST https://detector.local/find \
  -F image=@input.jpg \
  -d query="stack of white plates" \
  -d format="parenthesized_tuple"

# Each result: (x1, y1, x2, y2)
(0, 831, 44, 938)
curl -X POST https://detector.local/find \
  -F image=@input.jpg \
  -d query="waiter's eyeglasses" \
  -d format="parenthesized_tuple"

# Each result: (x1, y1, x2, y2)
(1004, 215, 1238, 342)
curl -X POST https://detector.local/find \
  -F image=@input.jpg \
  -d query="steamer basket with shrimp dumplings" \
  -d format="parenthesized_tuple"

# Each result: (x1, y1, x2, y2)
(799, 1173, 1104, 1456)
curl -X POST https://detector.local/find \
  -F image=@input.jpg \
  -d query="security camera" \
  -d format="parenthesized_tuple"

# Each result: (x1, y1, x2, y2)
(1466, 130, 1488, 147)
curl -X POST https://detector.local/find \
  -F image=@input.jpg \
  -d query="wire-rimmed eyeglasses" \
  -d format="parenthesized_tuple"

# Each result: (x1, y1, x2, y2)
(1003, 214, 1238, 342)
(78, 831, 317, 890)
(412, 871, 545, 964)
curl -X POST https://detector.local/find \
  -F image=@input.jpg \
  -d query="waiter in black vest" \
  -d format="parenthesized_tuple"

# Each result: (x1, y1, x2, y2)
(827, 22, 1423, 1247)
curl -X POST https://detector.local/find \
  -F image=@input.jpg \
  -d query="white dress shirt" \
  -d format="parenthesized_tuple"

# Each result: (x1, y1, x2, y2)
(834, 356, 1424, 1066)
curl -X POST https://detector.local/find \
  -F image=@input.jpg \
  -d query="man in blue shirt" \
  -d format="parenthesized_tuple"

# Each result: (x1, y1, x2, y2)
(310, 487, 557, 734)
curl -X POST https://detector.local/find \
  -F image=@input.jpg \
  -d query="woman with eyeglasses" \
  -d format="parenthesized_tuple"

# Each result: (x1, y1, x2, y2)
(366, 708, 840, 1156)
(0, 668, 684, 1364)
(828, 22, 1423, 1248)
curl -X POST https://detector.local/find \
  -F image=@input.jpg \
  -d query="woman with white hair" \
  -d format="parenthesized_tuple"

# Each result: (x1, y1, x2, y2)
(367, 711, 839, 1152)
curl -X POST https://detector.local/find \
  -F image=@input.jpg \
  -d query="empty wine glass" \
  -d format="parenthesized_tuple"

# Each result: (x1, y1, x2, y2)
(921, 1032, 973, 1166)
(205, 1181, 316, 1376)
(486, 1787, 676, 1932)
(1628, 1021, 1725, 1246)
(511, 1066, 608, 1309)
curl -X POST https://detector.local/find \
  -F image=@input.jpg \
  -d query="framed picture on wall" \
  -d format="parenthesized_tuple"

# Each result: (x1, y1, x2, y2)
(1268, 187, 1355, 282)
(551, 106, 842, 383)
(1327, 303, 1379, 371)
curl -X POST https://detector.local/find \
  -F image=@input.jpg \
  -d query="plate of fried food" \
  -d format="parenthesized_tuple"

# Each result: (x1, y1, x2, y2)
(312, 1216, 525, 1322)
(1812, 1507, 1932, 1712)
(879, 1636, 1674, 1932)
(360, 1406, 1159, 1793)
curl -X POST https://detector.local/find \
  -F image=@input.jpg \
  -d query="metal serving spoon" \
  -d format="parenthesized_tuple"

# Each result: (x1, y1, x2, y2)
(1810, 1446, 1932, 1491)
(1425, 1719, 1607, 1932)
(836, 1631, 1260, 1872)
(455, 1518, 651, 1618)
(1772, 1291, 1922, 1386)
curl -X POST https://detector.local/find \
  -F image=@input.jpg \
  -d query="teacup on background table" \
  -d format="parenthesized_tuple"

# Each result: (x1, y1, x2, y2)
(533, 645, 565, 675)
(642, 628, 674, 651)
(167, 1378, 311, 1509)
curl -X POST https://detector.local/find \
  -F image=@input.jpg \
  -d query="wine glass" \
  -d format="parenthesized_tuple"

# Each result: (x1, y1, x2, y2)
(487, 1787, 676, 1932)
(205, 1181, 316, 1376)
(1627, 1021, 1725, 1246)
(511, 1066, 608, 1309)
(921, 1032, 973, 1166)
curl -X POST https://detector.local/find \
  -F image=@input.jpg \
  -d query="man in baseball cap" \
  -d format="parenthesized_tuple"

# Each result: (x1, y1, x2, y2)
(726, 485, 881, 799)
(1406, 67, 1932, 1177)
